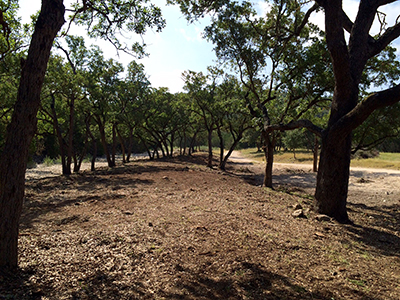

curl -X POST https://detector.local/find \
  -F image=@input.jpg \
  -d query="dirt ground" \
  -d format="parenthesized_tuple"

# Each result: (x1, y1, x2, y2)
(1, 152, 399, 299)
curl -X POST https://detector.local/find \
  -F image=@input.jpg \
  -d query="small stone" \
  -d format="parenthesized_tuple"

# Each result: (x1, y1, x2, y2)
(124, 211, 133, 215)
(162, 176, 169, 180)
(148, 222, 153, 227)
(292, 209, 304, 218)
(314, 232, 326, 238)
(316, 214, 331, 222)
(293, 203, 303, 210)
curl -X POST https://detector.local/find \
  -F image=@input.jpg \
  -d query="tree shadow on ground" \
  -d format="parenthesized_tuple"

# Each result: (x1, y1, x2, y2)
(21, 155, 213, 232)
(1, 260, 387, 300)
(0, 267, 151, 300)
(233, 165, 316, 192)
(68, 270, 150, 300)
(21, 165, 157, 231)
(345, 202, 400, 257)
(159, 260, 379, 300)
(0, 267, 42, 300)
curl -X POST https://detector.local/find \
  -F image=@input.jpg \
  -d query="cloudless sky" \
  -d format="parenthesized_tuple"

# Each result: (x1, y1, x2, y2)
(18, 0, 400, 93)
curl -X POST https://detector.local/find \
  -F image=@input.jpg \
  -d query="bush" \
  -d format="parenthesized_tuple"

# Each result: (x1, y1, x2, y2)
(43, 156, 56, 166)
(352, 149, 379, 159)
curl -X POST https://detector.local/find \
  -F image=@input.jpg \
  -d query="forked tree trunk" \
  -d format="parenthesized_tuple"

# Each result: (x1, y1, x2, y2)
(0, 0, 65, 269)
(188, 129, 199, 156)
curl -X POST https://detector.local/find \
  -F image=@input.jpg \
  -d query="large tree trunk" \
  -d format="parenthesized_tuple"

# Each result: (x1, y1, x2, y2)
(0, 0, 65, 269)
(263, 132, 275, 188)
(315, 130, 352, 223)
(313, 0, 360, 223)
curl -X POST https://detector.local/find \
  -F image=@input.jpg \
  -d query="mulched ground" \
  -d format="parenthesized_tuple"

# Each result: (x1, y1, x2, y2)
(1, 153, 399, 299)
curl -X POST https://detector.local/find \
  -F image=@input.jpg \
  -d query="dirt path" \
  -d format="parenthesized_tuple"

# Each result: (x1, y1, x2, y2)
(228, 151, 400, 207)
(26, 151, 400, 207)
(25, 161, 109, 180)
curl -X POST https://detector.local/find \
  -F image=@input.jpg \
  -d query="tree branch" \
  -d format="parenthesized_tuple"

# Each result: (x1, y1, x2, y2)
(264, 119, 323, 136)
(369, 22, 400, 58)
(331, 84, 400, 137)
(293, 3, 319, 36)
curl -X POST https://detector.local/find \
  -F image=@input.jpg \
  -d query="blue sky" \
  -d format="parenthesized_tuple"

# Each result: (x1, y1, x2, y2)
(18, 0, 400, 93)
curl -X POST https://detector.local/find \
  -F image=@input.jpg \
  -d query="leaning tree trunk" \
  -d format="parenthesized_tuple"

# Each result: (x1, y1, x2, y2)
(313, 135, 319, 172)
(188, 128, 199, 156)
(73, 128, 90, 173)
(207, 129, 213, 168)
(219, 132, 243, 171)
(216, 125, 224, 168)
(0, 0, 65, 269)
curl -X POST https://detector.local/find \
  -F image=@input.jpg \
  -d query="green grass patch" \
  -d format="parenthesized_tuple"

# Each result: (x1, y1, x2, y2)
(43, 156, 57, 166)
(348, 278, 367, 287)
(351, 153, 400, 170)
(240, 148, 314, 164)
(239, 148, 400, 170)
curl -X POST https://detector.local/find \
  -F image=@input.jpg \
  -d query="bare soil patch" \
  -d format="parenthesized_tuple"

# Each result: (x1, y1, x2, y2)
(1, 153, 399, 299)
